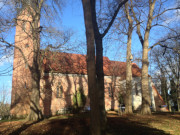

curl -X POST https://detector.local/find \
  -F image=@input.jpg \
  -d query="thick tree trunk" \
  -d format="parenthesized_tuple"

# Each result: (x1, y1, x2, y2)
(82, 0, 101, 135)
(95, 38, 107, 133)
(125, 37, 133, 114)
(90, 1, 107, 132)
(27, 8, 43, 120)
(124, 2, 133, 114)
(27, 72, 42, 120)
(83, 0, 127, 133)
(141, 0, 156, 115)
(141, 30, 152, 114)
(27, 56, 43, 120)
(141, 38, 151, 114)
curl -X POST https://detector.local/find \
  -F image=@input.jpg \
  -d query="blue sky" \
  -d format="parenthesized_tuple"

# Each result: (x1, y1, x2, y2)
(0, 0, 179, 103)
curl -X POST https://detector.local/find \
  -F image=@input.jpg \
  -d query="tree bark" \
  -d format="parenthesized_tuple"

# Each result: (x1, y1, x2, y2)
(124, 2, 133, 114)
(82, 0, 101, 134)
(161, 77, 168, 105)
(83, 0, 127, 133)
(90, 0, 128, 131)
(91, 1, 107, 133)
(27, 1, 43, 120)
(95, 37, 107, 133)
(141, 0, 156, 115)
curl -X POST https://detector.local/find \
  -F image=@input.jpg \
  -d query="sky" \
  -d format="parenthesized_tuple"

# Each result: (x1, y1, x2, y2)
(0, 0, 179, 103)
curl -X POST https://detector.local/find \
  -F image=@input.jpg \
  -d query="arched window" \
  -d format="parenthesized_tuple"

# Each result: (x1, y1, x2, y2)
(108, 83, 113, 97)
(56, 82, 63, 98)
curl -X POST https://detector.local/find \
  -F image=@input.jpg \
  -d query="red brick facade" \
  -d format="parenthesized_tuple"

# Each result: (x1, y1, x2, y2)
(11, 8, 34, 116)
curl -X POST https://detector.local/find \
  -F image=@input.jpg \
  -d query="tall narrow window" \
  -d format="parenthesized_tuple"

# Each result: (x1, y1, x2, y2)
(108, 83, 112, 97)
(60, 86, 63, 98)
(108, 87, 111, 97)
(56, 87, 59, 98)
(57, 82, 63, 98)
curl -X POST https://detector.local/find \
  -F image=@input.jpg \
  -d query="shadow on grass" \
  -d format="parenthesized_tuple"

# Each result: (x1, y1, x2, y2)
(153, 112, 180, 120)
(1, 113, 174, 135)
(25, 117, 90, 135)
(107, 117, 171, 135)
(8, 120, 41, 135)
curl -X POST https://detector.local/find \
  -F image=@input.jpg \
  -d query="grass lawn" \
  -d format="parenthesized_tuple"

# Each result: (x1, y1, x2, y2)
(0, 112, 179, 135)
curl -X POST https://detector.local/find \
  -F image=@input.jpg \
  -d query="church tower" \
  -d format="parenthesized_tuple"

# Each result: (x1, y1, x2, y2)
(11, 1, 35, 116)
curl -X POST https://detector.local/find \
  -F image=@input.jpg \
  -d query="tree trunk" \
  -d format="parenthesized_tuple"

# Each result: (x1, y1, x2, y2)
(90, 1, 107, 132)
(27, 7, 43, 120)
(161, 76, 171, 111)
(141, 38, 151, 114)
(82, 0, 101, 134)
(141, 31, 152, 114)
(141, 0, 156, 115)
(124, 2, 133, 114)
(95, 37, 107, 133)
(83, 0, 127, 133)
(161, 77, 168, 105)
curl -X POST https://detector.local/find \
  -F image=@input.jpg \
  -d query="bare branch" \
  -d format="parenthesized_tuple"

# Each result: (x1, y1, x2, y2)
(130, 0, 144, 46)
(153, 7, 180, 19)
(0, 38, 32, 70)
(149, 35, 180, 53)
(151, 24, 178, 34)
(101, 0, 128, 38)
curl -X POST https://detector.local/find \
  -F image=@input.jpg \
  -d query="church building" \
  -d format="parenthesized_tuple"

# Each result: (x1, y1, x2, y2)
(10, 1, 167, 117)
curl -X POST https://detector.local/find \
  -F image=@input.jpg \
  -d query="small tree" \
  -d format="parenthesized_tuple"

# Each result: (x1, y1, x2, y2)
(0, 86, 10, 119)
(170, 78, 178, 111)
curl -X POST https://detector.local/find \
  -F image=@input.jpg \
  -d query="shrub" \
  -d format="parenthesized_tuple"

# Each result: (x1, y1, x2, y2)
(72, 87, 86, 113)
(0, 102, 10, 120)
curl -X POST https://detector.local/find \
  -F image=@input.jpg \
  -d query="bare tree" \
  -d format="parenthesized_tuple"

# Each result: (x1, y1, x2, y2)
(82, 0, 128, 134)
(124, 1, 133, 114)
(130, 0, 179, 114)
(81, 1, 100, 135)
(91, 0, 128, 132)
(151, 31, 180, 111)
(0, 85, 11, 119)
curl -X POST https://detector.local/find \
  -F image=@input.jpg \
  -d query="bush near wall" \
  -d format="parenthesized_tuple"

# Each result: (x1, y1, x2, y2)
(72, 87, 86, 113)
(0, 102, 10, 120)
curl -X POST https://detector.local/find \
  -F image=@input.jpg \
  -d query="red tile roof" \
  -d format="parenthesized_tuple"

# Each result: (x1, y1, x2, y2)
(42, 52, 142, 78)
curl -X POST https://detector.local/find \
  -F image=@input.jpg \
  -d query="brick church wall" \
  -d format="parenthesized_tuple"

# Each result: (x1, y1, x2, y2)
(11, 8, 34, 116)
(39, 73, 120, 116)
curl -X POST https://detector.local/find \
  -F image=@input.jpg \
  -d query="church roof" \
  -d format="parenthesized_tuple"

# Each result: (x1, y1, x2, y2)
(42, 51, 142, 78)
